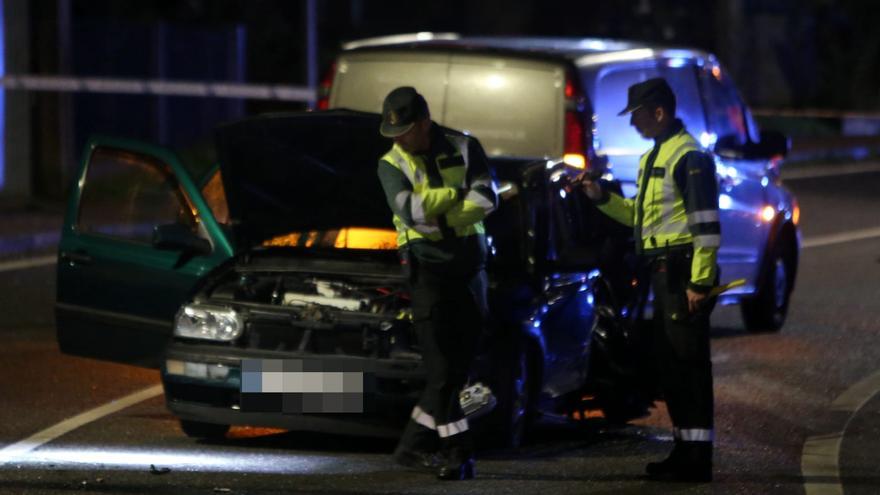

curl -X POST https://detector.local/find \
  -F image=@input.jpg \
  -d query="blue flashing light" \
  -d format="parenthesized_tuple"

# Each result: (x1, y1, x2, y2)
(532, 319, 541, 329)
(719, 194, 732, 210)
(586, 293, 594, 305)
(761, 176, 769, 187)
(699, 132, 717, 149)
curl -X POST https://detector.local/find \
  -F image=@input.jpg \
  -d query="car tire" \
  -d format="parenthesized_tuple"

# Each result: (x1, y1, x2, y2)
(479, 334, 533, 449)
(179, 420, 230, 439)
(588, 324, 655, 424)
(741, 239, 795, 332)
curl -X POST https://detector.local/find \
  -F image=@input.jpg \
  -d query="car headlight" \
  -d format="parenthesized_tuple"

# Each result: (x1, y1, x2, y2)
(174, 304, 243, 341)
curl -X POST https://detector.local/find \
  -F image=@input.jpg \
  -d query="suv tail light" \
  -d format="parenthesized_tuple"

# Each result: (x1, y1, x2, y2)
(316, 62, 336, 110)
(563, 71, 590, 170)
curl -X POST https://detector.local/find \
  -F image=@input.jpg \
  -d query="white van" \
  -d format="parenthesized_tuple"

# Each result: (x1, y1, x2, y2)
(323, 33, 799, 332)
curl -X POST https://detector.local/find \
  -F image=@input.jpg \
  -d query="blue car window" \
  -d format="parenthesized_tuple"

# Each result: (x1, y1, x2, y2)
(593, 63, 707, 155)
(702, 66, 748, 147)
(77, 147, 198, 243)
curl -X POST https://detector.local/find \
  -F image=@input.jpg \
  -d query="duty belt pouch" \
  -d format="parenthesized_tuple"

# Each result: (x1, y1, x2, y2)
(661, 251, 707, 360)
(664, 251, 690, 322)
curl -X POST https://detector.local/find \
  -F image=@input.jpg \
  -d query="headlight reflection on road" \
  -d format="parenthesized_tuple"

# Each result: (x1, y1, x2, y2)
(6, 447, 348, 474)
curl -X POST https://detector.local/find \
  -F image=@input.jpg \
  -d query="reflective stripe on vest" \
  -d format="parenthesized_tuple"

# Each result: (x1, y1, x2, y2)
(381, 134, 485, 247)
(637, 130, 700, 249)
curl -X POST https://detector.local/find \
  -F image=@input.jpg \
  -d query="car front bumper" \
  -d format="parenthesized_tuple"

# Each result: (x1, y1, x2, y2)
(162, 341, 426, 437)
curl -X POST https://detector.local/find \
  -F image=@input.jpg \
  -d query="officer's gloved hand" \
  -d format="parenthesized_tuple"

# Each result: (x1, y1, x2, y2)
(581, 179, 603, 201)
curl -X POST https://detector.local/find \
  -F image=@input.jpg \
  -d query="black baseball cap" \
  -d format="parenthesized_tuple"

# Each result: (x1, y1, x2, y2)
(618, 77, 676, 116)
(380, 86, 430, 137)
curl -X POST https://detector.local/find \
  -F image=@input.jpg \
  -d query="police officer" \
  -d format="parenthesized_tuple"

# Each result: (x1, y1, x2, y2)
(581, 78, 720, 482)
(376, 86, 498, 481)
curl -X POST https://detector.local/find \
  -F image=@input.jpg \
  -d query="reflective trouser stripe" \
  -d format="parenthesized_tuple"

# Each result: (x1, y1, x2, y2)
(693, 233, 721, 248)
(678, 428, 714, 442)
(436, 418, 469, 438)
(411, 406, 436, 430)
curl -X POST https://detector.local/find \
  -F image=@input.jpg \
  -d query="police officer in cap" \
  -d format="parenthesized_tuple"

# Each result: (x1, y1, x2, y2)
(580, 78, 720, 482)
(376, 86, 498, 480)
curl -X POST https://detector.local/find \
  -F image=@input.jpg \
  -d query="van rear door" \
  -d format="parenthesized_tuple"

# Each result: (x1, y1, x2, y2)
(331, 51, 450, 117)
(444, 54, 564, 159)
(330, 50, 566, 160)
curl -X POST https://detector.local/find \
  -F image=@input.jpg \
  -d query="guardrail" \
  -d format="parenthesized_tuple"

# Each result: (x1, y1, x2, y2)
(752, 108, 880, 162)
(0, 74, 316, 102)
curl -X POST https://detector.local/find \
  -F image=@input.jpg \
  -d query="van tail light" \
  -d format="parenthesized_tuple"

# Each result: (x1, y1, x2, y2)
(563, 71, 590, 170)
(316, 62, 336, 110)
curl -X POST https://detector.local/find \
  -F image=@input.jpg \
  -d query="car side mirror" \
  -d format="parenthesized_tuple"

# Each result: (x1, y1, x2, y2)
(754, 130, 790, 159)
(153, 223, 212, 255)
(715, 130, 790, 160)
(714, 133, 747, 159)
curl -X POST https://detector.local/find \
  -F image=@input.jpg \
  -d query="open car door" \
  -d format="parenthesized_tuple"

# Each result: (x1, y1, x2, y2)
(55, 137, 234, 368)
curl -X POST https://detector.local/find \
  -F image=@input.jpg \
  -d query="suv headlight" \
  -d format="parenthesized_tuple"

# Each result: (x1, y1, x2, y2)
(174, 304, 243, 341)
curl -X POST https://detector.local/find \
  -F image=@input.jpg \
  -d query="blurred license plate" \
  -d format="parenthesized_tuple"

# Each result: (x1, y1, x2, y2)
(239, 358, 375, 413)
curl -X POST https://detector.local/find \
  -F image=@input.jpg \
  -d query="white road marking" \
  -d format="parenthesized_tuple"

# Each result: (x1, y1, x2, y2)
(784, 162, 880, 180)
(0, 255, 57, 273)
(0, 384, 163, 463)
(802, 370, 880, 495)
(802, 227, 880, 249)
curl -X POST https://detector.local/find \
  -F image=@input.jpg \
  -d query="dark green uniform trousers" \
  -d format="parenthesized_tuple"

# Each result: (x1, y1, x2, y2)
(649, 249, 715, 459)
(396, 256, 486, 457)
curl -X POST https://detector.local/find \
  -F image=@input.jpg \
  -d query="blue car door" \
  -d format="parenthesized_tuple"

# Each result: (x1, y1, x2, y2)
(699, 64, 771, 294)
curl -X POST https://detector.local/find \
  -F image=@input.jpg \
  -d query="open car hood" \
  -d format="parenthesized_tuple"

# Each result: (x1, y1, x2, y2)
(214, 110, 398, 249)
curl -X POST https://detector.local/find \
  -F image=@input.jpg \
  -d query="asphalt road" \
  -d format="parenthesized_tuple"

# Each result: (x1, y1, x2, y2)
(1, 162, 879, 494)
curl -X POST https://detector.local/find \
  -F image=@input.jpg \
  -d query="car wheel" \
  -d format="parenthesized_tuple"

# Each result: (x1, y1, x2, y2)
(480, 335, 533, 449)
(179, 419, 230, 439)
(589, 322, 655, 424)
(741, 240, 794, 332)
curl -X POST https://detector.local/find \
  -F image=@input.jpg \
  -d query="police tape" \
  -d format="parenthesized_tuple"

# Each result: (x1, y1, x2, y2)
(0, 74, 316, 102)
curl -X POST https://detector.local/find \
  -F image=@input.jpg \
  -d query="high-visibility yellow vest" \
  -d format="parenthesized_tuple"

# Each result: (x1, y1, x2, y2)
(637, 131, 700, 250)
(381, 135, 487, 248)
(597, 129, 718, 285)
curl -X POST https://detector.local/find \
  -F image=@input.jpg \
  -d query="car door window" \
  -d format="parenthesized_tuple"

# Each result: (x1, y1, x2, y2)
(593, 62, 706, 153)
(200, 168, 230, 225)
(701, 66, 748, 147)
(550, 181, 602, 267)
(77, 147, 198, 243)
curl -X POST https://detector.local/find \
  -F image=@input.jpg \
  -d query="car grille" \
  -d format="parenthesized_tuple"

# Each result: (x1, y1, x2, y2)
(243, 320, 377, 357)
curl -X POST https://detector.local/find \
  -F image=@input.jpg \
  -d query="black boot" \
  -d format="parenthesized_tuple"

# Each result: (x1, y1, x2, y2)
(646, 441, 712, 482)
(436, 448, 475, 480)
(392, 419, 439, 472)
(645, 441, 683, 477)
(393, 445, 440, 472)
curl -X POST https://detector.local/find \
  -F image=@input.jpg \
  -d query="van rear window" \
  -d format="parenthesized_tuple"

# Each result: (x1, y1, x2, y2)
(593, 64, 707, 155)
(332, 53, 565, 160)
